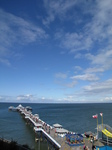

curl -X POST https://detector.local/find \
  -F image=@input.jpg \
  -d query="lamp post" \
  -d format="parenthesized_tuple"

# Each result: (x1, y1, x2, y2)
(92, 114, 98, 139)
(100, 113, 103, 129)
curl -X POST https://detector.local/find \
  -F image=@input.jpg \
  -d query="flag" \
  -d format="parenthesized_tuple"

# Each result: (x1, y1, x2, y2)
(100, 113, 103, 116)
(92, 114, 97, 119)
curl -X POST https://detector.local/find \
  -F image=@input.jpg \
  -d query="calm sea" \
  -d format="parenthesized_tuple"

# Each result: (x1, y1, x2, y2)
(0, 103, 112, 149)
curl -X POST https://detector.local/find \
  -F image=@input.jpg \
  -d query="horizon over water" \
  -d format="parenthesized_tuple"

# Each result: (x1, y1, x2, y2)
(0, 102, 112, 149)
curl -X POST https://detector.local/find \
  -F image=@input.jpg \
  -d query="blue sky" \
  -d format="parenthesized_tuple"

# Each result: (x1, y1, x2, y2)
(0, 0, 112, 103)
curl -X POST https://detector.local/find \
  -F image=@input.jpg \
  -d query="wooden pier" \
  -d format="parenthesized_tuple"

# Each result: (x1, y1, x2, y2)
(14, 105, 86, 150)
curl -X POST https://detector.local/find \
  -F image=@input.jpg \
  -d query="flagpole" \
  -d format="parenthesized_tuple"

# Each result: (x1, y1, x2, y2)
(102, 114, 103, 129)
(92, 114, 98, 139)
(97, 114, 98, 139)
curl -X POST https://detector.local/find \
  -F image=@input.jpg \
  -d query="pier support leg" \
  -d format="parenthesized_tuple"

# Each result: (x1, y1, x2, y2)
(38, 139, 40, 150)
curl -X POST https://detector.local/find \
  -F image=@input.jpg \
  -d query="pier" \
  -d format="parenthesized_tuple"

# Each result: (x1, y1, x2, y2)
(11, 105, 86, 150)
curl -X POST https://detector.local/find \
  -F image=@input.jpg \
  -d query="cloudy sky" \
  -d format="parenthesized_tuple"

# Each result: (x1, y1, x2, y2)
(0, 0, 112, 103)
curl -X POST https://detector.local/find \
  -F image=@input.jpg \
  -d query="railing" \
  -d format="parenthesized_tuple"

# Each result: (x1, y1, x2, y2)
(98, 124, 112, 132)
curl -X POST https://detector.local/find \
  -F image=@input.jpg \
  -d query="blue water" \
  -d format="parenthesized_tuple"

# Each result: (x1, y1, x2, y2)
(0, 103, 112, 149)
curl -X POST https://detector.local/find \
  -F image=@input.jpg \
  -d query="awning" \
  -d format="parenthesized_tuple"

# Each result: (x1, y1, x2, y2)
(56, 128, 68, 133)
(53, 123, 62, 128)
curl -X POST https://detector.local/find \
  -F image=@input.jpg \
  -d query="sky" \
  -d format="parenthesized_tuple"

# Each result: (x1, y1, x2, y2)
(0, 0, 112, 103)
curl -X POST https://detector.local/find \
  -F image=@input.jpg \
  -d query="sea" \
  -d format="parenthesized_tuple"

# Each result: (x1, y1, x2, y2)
(0, 103, 112, 149)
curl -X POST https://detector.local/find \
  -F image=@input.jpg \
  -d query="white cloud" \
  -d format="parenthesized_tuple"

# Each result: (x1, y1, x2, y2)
(74, 66, 82, 71)
(0, 9, 48, 66)
(54, 0, 112, 54)
(61, 80, 112, 102)
(104, 97, 112, 101)
(0, 95, 15, 102)
(89, 0, 112, 38)
(61, 32, 92, 52)
(16, 94, 34, 101)
(85, 49, 112, 73)
(71, 73, 99, 81)
(43, 0, 78, 25)
(55, 72, 67, 79)
(41, 97, 45, 100)
(55, 72, 77, 88)
(0, 58, 11, 66)
(55, 79, 77, 88)
(83, 78, 112, 95)
(74, 53, 82, 59)
(85, 67, 104, 74)
(64, 81, 77, 88)
(86, 50, 112, 66)
(0, 9, 47, 45)
(0, 94, 57, 103)
(84, 0, 112, 49)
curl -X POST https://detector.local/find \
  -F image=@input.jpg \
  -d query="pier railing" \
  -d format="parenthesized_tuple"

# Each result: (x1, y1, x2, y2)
(17, 106, 61, 150)
(9, 105, 86, 150)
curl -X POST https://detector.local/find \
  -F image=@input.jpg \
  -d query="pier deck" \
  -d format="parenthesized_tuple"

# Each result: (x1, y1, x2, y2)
(16, 105, 92, 150)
